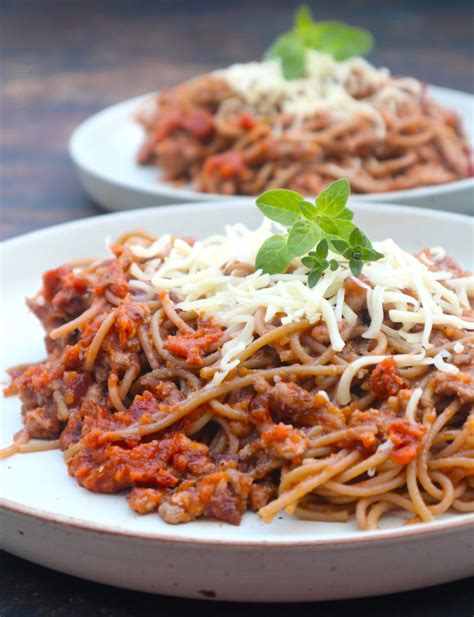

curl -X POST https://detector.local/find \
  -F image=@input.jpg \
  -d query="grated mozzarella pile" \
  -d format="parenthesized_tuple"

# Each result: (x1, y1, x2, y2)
(214, 50, 423, 137)
(129, 222, 473, 395)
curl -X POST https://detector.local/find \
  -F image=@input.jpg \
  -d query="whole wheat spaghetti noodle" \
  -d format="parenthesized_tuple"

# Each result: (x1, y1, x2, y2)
(136, 50, 471, 197)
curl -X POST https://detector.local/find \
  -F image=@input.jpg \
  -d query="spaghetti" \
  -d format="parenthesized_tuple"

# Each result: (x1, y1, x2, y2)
(137, 51, 471, 196)
(2, 224, 473, 530)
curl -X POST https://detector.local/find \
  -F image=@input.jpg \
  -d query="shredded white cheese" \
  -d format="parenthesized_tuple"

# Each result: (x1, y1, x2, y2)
(317, 390, 330, 402)
(129, 222, 473, 388)
(336, 352, 433, 406)
(215, 50, 423, 135)
(433, 349, 460, 375)
(363, 285, 385, 340)
(378, 440, 394, 453)
(430, 247, 447, 262)
(405, 388, 424, 423)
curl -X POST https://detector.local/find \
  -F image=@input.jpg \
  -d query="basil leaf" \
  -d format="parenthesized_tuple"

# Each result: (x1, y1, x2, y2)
(256, 189, 304, 227)
(265, 33, 307, 80)
(300, 200, 318, 220)
(315, 179, 350, 216)
(329, 259, 339, 271)
(287, 219, 321, 257)
(255, 235, 291, 274)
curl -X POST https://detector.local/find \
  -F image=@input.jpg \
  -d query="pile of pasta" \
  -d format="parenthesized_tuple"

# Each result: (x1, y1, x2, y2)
(3, 226, 473, 530)
(137, 56, 471, 196)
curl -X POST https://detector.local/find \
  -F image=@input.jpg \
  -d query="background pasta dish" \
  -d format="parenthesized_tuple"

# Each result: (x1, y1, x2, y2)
(136, 9, 471, 196)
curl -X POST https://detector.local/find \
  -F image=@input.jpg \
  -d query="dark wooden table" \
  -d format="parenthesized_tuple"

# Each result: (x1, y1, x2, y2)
(1, 0, 473, 614)
(2, 0, 474, 240)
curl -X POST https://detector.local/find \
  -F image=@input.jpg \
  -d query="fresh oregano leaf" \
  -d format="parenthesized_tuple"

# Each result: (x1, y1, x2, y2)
(317, 215, 340, 236)
(308, 269, 323, 288)
(316, 239, 329, 258)
(265, 6, 375, 80)
(295, 5, 313, 31)
(331, 238, 350, 254)
(255, 235, 291, 274)
(265, 33, 307, 80)
(254, 179, 384, 285)
(315, 178, 350, 216)
(287, 219, 321, 256)
(350, 227, 365, 247)
(349, 259, 364, 277)
(333, 219, 356, 240)
(300, 200, 319, 220)
(256, 189, 304, 227)
(339, 208, 354, 221)
(301, 255, 316, 268)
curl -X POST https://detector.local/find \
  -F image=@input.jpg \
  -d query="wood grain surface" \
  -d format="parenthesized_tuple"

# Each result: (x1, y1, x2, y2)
(0, 1, 473, 615)
(0, 550, 473, 617)
(1, 0, 473, 240)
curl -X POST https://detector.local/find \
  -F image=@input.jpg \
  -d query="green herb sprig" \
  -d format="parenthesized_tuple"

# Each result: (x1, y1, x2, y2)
(255, 179, 383, 287)
(266, 6, 374, 79)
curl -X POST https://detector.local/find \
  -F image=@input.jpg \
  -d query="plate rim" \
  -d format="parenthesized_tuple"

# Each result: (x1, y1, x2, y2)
(68, 84, 474, 204)
(1, 497, 473, 548)
(1, 198, 474, 548)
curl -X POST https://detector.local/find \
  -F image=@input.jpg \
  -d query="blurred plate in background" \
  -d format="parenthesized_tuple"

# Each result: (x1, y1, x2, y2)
(69, 85, 474, 214)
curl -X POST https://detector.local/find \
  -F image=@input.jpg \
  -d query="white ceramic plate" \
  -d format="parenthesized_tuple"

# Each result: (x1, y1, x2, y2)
(1, 201, 473, 602)
(69, 85, 474, 214)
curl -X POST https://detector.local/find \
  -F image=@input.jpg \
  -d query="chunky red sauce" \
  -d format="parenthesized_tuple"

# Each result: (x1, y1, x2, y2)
(387, 419, 427, 465)
(203, 151, 248, 179)
(369, 357, 408, 400)
(164, 323, 223, 365)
